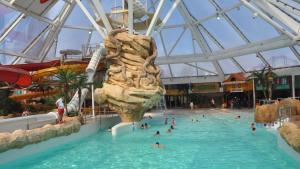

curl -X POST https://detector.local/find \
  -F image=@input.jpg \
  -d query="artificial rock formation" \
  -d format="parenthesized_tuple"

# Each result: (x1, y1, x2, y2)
(255, 103, 279, 123)
(279, 122, 300, 153)
(95, 29, 164, 122)
(278, 98, 300, 115)
(0, 117, 81, 153)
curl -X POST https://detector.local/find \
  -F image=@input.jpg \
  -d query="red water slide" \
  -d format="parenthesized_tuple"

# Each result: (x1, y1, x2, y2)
(0, 60, 87, 87)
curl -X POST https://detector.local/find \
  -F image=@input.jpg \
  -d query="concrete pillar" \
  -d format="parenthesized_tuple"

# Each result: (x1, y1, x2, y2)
(292, 75, 295, 98)
(91, 84, 95, 117)
(252, 79, 256, 109)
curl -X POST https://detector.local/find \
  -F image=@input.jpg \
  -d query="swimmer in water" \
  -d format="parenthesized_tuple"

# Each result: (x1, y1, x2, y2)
(170, 125, 175, 130)
(166, 128, 172, 133)
(140, 124, 145, 129)
(235, 115, 241, 119)
(153, 142, 164, 149)
(154, 130, 160, 136)
(172, 117, 176, 126)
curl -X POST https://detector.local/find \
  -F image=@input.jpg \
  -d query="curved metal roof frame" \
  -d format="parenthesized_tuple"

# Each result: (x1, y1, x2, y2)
(0, 0, 300, 82)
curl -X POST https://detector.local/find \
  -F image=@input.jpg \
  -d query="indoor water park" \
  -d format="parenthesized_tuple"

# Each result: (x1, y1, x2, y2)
(0, 0, 300, 169)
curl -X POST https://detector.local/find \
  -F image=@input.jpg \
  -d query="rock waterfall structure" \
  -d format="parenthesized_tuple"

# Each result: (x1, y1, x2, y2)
(95, 29, 164, 122)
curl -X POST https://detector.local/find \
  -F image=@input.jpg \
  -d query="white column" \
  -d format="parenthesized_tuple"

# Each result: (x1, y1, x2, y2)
(91, 84, 95, 117)
(292, 75, 295, 98)
(146, 0, 167, 36)
(128, 0, 134, 34)
(252, 79, 256, 109)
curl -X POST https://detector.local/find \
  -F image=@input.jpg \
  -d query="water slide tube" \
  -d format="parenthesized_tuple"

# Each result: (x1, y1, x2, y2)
(9, 90, 58, 101)
(31, 64, 87, 81)
(0, 67, 32, 87)
(9, 63, 87, 101)
(66, 46, 107, 113)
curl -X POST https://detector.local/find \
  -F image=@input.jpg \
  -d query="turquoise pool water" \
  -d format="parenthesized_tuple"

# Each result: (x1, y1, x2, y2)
(1, 111, 300, 169)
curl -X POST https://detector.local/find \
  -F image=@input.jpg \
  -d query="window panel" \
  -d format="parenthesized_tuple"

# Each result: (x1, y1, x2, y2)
(261, 47, 300, 68)
(0, 17, 48, 53)
(0, 4, 21, 35)
(170, 63, 197, 77)
(183, 0, 216, 19)
(56, 28, 89, 57)
(196, 62, 217, 75)
(43, 0, 65, 20)
(226, 6, 279, 42)
(218, 58, 241, 74)
(234, 54, 265, 71)
(202, 18, 246, 48)
(159, 65, 171, 78)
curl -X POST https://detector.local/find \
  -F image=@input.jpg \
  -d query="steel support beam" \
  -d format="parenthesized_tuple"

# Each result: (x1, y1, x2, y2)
(162, 75, 222, 84)
(254, 0, 300, 35)
(267, 0, 300, 17)
(146, 0, 167, 36)
(0, 0, 54, 25)
(177, 1, 211, 54)
(155, 0, 181, 34)
(241, 0, 296, 40)
(88, 0, 112, 32)
(39, 0, 76, 61)
(0, 13, 25, 43)
(155, 35, 296, 64)
(75, 0, 106, 38)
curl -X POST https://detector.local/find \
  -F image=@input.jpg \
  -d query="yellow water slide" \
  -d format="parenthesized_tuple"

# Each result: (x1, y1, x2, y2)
(31, 64, 87, 81)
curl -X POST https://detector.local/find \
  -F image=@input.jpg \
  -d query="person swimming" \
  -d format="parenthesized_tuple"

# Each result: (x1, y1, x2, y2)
(172, 117, 176, 126)
(140, 124, 145, 129)
(170, 125, 174, 130)
(154, 130, 160, 136)
(145, 123, 150, 128)
(166, 128, 172, 133)
(251, 122, 256, 134)
(153, 142, 164, 148)
(235, 115, 241, 119)
(165, 117, 168, 125)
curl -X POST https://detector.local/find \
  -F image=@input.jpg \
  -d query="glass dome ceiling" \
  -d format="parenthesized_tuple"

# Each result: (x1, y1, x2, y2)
(1, 0, 300, 81)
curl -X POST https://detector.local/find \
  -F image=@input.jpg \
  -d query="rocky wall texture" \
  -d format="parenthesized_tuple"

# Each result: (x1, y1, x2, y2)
(279, 122, 300, 153)
(255, 103, 279, 123)
(95, 29, 164, 122)
(255, 98, 300, 123)
(0, 117, 81, 153)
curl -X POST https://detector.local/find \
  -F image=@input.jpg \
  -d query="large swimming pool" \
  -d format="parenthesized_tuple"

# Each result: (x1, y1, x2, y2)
(1, 111, 300, 169)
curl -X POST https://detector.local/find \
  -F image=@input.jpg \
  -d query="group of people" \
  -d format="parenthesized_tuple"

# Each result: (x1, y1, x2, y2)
(152, 117, 177, 149)
(140, 123, 150, 129)
(189, 98, 216, 110)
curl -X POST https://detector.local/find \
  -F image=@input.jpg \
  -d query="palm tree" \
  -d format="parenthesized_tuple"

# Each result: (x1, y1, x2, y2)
(55, 68, 77, 114)
(71, 73, 88, 114)
(247, 66, 277, 100)
(28, 82, 54, 94)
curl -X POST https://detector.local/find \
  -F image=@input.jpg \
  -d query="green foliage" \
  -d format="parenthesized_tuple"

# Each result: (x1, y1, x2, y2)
(28, 82, 54, 93)
(54, 69, 88, 114)
(247, 66, 278, 100)
(0, 97, 23, 116)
